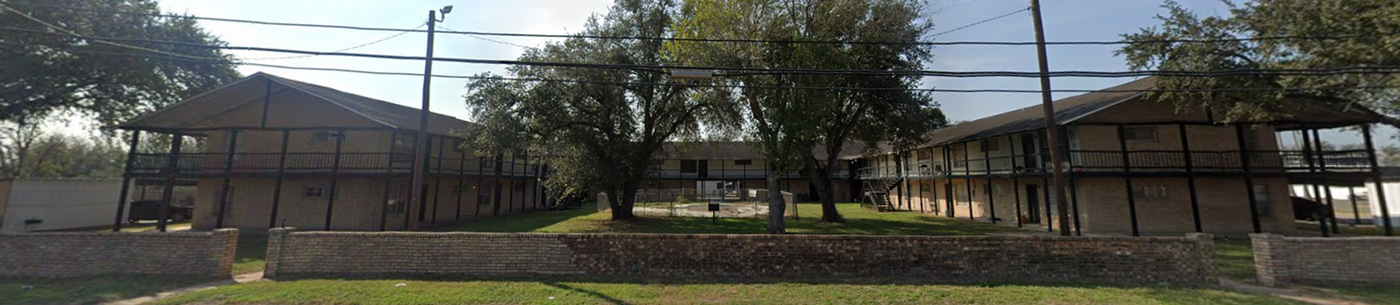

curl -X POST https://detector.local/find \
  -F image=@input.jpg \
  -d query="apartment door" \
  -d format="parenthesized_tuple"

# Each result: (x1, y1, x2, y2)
(944, 183, 955, 217)
(1020, 133, 1038, 169)
(698, 160, 709, 179)
(1025, 185, 1041, 223)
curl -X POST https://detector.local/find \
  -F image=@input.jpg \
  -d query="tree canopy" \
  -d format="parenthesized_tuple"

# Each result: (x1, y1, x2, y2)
(668, 0, 944, 227)
(1118, 0, 1400, 128)
(0, 0, 241, 127)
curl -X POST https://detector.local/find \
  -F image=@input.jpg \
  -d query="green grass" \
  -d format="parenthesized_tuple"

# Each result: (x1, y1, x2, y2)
(432, 203, 1026, 236)
(0, 276, 204, 305)
(1306, 286, 1400, 305)
(234, 234, 268, 275)
(1213, 238, 1258, 283)
(152, 279, 1305, 305)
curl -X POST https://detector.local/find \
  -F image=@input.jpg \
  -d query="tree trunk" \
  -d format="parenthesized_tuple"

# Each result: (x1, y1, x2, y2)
(766, 165, 786, 234)
(609, 185, 637, 221)
(805, 155, 843, 222)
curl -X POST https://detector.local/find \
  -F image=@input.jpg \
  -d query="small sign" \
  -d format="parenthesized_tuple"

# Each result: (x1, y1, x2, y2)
(708, 203, 720, 212)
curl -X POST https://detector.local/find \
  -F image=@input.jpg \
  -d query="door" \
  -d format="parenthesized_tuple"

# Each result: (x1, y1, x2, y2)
(944, 183, 955, 217)
(1020, 133, 1038, 169)
(1025, 185, 1041, 223)
(698, 160, 709, 179)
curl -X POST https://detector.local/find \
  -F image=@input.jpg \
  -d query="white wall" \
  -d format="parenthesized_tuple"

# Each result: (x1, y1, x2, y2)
(1364, 181, 1400, 226)
(1, 179, 122, 233)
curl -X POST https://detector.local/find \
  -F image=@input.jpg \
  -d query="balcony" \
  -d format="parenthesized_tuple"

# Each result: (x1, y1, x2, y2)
(856, 149, 1372, 179)
(129, 153, 542, 177)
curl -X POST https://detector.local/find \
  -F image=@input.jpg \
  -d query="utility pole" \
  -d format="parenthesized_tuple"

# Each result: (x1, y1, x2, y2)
(1029, 0, 1071, 236)
(409, 5, 453, 231)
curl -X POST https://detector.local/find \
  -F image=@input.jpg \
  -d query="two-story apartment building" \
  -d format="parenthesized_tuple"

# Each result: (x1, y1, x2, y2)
(856, 78, 1390, 236)
(650, 142, 861, 202)
(113, 73, 545, 232)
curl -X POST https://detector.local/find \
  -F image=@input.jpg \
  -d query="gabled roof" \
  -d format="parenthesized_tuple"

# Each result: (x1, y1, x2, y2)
(117, 72, 474, 136)
(920, 77, 1156, 149)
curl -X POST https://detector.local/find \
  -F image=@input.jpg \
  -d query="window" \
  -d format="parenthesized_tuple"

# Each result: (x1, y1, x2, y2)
(955, 189, 970, 204)
(1131, 184, 1168, 199)
(981, 140, 1001, 152)
(387, 184, 408, 214)
(917, 149, 932, 160)
(1123, 127, 1159, 141)
(680, 160, 698, 173)
(304, 186, 325, 198)
(1253, 185, 1272, 216)
(311, 131, 335, 143)
(734, 159, 752, 166)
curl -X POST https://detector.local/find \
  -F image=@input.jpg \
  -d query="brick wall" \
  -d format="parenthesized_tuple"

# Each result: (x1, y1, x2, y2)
(266, 229, 1217, 284)
(0, 229, 237, 278)
(1250, 234, 1400, 286)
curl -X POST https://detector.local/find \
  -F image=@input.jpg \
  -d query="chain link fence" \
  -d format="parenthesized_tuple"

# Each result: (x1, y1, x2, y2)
(597, 189, 795, 218)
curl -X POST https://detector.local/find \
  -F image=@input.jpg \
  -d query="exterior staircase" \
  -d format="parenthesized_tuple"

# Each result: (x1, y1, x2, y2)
(860, 177, 905, 212)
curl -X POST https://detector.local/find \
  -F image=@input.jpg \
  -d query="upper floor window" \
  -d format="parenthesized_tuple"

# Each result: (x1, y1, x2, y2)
(734, 159, 752, 166)
(310, 131, 335, 144)
(680, 160, 698, 173)
(304, 186, 326, 198)
(1131, 184, 1168, 199)
(981, 140, 1000, 152)
(917, 149, 932, 160)
(1123, 127, 1159, 141)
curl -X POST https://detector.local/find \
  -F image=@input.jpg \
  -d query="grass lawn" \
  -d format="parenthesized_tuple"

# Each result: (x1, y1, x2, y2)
(1213, 238, 1258, 283)
(234, 234, 268, 275)
(152, 279, 1305, 305)
(0, 276, 205, 305)
(432, 202, 1027, 236)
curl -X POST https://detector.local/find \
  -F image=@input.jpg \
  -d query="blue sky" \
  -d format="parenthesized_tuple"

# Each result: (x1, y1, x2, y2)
(147, 0, 1386, 146)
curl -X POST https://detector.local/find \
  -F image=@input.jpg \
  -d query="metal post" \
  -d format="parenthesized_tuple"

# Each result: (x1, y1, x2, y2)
(1057, 127, 1081, 235)
(456, 148, 466, 222)
(1030, 0, 1071, 236)
(112, 130, 141, 231)
(944, 146, 954, 217)
(1312, 129, 1339, 234)
(1117, 125, 1140, 236)
(1178, 124, 1203, 232)
(475, 157, 485, 218)
(1008, 135, 1022, 227)
(964, 143, 974, 221)
(493, 154, 504, 216)
(215, 129, 240, 228)
(157, 134, 183, 232)
(1348, 185, 1360, 225)
(408, 9, 440, 231)
(1235, 125, 1263, 233)
(983, 140, 996, 223)
(509, 155, 518, 214)
(324, 129, 345, 231)
(431, 137, 445, 225)
(271, 130, 290, 228)
(378, 130, 398, 231)
(1362, 125, 1393, 235)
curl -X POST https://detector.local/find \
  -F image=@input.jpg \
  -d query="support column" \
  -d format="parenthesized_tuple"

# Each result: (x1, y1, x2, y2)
(157, 134, 184, 232)
(1348, 185, 1361, 225)
(1178, 124, 1203, 233)
(1301, 129, 1329, 236)
(1311, 129, 1339, 234)
(416, 137, 433, 223)
(1362, 125, 1394, 235)
(378, 131, 398, 231)
(1236, 124, 1263, 233)
(1008, 135, 1022, 227)
(493, 154, 504, 216)
(1058, 127, 1081, 235)
(215, 129, 240, 228)
(963, 143, 974, 221)
(943, 146, 954, 217)
(1117, 125, 1140, 236)
(112, 130, 141, 231)
(982, 140, 996, 223)
(324, 129, 345, 231)
(475, 157, 486, 218)
(455, 148, 466, 222)
(271, 130, 290, 228)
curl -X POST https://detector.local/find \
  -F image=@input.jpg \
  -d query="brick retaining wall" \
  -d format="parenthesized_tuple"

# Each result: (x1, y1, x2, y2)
(266, 229, 1217, 284)
(0, 229, 238, 278)
(1251, 234, 1400, 286)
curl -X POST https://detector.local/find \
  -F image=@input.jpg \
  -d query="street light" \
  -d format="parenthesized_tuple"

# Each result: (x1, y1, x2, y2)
(407, 5, 452, 231)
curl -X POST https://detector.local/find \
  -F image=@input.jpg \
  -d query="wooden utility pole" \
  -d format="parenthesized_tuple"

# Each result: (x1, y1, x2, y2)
(409, 6, 453, 230)
(1029, 0, 1071, 236)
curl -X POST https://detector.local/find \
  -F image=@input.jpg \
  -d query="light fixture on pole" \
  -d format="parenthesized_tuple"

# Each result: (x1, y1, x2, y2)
(408, 5, 452, 231)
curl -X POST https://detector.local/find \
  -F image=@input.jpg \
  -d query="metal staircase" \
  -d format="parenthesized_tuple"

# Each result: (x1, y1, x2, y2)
(860, 177, 905, 212)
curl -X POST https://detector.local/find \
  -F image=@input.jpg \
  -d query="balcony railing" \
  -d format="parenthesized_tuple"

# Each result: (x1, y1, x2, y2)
(856, 149, 1372, 179)
(130, 152, 543, 177)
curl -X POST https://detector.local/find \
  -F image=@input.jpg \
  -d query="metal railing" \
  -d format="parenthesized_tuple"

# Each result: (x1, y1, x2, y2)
(130, 152, 542, 177)
(857, 149, 1373, 177)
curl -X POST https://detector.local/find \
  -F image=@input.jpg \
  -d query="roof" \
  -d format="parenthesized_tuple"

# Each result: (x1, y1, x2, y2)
(117, 72, 475, 136)
(663, 142, 871, 161)
(918, 77, 1155, 150)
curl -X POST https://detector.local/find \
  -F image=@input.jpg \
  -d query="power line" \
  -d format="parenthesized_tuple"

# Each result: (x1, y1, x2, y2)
(929, 7, 1028, 37)
(7, 1, 1399, 47)
(242, 23, 428, 60)
(8, 26, 1400, 79)
(10, 40, 1400, 95)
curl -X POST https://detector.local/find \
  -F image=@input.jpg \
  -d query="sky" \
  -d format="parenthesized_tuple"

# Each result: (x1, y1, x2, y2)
(132, 0, 1389, 146)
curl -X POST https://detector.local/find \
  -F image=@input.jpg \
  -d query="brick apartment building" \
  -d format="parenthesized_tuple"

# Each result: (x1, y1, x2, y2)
(112, 73, 1392, 236)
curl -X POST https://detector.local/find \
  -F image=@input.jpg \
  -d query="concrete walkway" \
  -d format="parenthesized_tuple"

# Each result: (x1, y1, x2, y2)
(102, 272, 263, 305)
(1219, 279, 1369, 305)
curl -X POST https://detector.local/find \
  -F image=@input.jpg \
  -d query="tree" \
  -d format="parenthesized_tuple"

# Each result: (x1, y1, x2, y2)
(1118, 0, 1400, 128)
(462, 0, 739, 221)
(0, 124, 126, 178)
(1, 0, 241, 127)
(669, 0, 943, 227)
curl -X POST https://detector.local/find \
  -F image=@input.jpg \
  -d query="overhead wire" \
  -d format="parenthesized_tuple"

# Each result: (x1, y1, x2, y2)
(8, 40, 1400, 95)
(6, 1, 1399, 47)
(928, 7, 1029, 37)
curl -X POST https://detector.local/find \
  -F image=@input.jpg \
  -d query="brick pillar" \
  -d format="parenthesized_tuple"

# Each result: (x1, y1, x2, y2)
(1185, 233, 1218, 283)
(1250, 233, 1288, 286)
(210, 228, 239, 279)
(265, 227, 296, 279)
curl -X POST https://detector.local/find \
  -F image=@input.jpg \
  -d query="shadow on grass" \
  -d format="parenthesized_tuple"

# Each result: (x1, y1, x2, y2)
(234, 234, 268, 275)
(543, 282, 634, 305)
(430, 208, 598, 233)
(0, 276, 206, 305)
